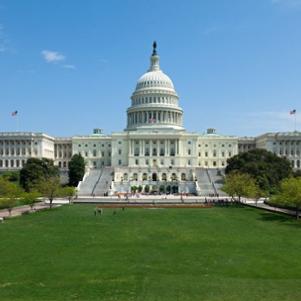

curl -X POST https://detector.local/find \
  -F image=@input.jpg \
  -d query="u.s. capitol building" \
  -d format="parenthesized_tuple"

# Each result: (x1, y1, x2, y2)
(0, 43, 300, 195)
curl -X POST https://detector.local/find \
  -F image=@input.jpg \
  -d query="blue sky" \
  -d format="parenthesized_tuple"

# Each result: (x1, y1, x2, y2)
(0, 0, 301, 137)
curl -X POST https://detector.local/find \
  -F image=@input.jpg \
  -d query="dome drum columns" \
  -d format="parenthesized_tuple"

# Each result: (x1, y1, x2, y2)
(126, 42, 184, 131)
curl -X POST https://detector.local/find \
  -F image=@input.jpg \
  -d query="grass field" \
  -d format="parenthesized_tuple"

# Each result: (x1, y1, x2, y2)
(1, 205, 301, 301)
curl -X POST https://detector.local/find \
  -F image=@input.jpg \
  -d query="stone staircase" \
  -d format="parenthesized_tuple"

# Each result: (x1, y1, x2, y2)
(77, 169, 102, 196)
(207, 168, 227, 196)
(92, 167, 114, 196)
(195, 168, 226, 196)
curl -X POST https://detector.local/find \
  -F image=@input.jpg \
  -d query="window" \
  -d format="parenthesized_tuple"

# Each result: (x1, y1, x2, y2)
(118, 160, 122, 165)
(188, 149, 191, 155)
(135, 159, 139, 165)
(118, 149, 122, 155)
(93, 150, 97, 157)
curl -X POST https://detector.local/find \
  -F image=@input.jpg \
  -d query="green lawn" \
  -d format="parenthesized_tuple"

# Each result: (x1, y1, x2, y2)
(1, 205, 301, 301)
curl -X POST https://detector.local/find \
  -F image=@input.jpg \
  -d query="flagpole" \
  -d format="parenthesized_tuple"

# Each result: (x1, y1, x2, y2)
(17, 114, 20, 132)
(295, 113, 297, 132)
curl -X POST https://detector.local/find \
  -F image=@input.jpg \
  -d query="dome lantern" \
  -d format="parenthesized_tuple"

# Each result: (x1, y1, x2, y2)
(126, 42, 184, 131)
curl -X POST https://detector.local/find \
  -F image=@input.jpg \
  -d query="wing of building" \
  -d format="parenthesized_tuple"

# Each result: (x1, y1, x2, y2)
(0, 43, 300, 195)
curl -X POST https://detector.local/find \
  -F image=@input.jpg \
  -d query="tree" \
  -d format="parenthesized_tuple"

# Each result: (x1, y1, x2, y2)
(222, 172, 261, 202)
(0, 178, 23, 215)
(38, 177, 62, 208)
(226, 149, 292, 193)
(21, 191, 41, 211)
(144, 185, 150, 193)
(68, 154, 85, 187)
(272, 177, 301, 219)
(60, 186, 76, 204)
(20, 158, 59, 192)
(0, 171, 20, 183)
(131, 185, 137, 193)
(0, 198, 17, 216)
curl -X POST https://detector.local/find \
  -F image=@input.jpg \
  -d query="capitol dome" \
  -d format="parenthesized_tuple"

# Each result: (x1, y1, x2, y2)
(126, 42, 184, 131)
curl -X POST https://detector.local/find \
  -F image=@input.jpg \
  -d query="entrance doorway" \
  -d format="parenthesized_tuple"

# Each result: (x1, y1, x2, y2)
(152, 173, 158, 181)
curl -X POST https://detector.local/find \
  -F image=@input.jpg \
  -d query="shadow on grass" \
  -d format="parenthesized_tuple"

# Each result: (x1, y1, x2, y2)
(258, 211, 301, 228)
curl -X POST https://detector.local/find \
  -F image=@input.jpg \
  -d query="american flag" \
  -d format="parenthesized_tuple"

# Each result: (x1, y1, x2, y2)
(290, 109, 296, 115)
(11, 110, 18, 116)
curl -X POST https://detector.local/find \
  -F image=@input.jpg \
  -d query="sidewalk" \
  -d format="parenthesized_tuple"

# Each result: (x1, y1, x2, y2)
(242, 198, 297, 217)
(0, 201, 62, 219)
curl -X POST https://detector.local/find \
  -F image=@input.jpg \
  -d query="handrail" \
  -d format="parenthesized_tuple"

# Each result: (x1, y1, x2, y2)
(91, 169, 103, 196)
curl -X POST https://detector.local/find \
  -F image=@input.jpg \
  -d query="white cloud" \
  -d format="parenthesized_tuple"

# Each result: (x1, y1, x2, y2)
(63, 64, 76, 70)
(41, 50, 65, 63)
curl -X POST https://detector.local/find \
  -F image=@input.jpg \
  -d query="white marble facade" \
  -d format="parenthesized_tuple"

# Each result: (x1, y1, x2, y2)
(0, 43, 300, 178)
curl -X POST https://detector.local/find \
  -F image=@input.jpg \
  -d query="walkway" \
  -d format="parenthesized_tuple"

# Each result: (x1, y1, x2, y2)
(0, 201, 61, 219)
(242, 198, 298, 217)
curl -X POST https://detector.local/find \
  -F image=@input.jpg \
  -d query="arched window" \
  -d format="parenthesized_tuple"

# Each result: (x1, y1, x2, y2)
(142, 173, 147, 181)
(123, 173, 128, 181)
(162, 173, 167, 181)
(171, 173, 177, 181)
(181, 173, 186, 181)
(133, 173, 138, 181)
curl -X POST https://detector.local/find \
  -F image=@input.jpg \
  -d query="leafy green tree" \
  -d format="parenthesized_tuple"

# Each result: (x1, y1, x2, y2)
(0, 178, 23, 215)
(144, 185, 150, 193)
(60, 186, 76, 204)
(20, 158, 59, 192)
(38, 177, 62, 208)
(21, 191, 41, 211)
(0, 171, 20, 183)
(68, 154, 85, 187)
(226, 149, 292, 193)
(272, 177, 301, 219)
(222, 172, 261, 202)
(0, 198, 17, 216)
(131, 185, 137, 193)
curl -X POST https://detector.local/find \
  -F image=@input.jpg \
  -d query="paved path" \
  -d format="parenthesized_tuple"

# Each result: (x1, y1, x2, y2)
(0, 201, 61, 219)
(242, 198, 297, 217)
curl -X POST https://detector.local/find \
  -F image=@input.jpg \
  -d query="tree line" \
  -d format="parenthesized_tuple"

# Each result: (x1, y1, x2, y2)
(222, 149, 301, 218)
(0, 154, 85, 214)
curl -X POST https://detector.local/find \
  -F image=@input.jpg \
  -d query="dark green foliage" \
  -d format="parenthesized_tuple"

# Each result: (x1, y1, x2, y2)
(0, 171, 20, 183)
(1, 206, 301, 300)
(226, 149, 292, 193)
(131, 185, 137, 193)
(19, 158, 59, 192)
(293, 170, 301, 178)
(68, 154, 85, 186)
